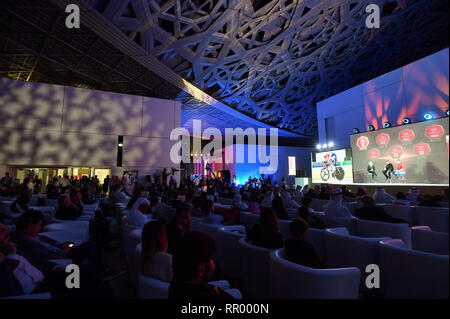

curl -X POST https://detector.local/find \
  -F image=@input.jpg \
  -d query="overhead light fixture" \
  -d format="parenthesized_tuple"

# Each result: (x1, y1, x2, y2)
(322, 143, 327, 149)
(402, 118, 411, 125)
(317, 144, 322, 150)
(328, 142, 334, 148)
(383, 122, 392, 128)
(424, 113, 433, 120)
(446, 109, 449, 117)
(353, 128, 360, 134)
(368, 125, 375, 131)
(118, 143, 123, 147)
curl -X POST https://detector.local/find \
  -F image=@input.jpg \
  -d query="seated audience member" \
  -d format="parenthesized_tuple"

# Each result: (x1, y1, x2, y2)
(191, 196, 202, 217)
(1, 221, 113, 299)
(112, 185, 129, 204)
(373, 187, 394, 204)
(281, 186, 300, 208)
(232, 194, 248, 210)
(166, 203, 191, 255)
(298, 196, 325, 229)
(45, 183, 60, 200)
(271, 196, 291, 220)
(324, 190, 353, 221)
(341, 185, 355, 199)
(393, 192, 410, 205)
(293, 185, 303, 200)
(418, 195, 442, 207)
(285, 218, 323, 268)
(406, 187, 423, 204)
(201, 200, 224, 225)
(248, 192, 261, 215)
(355, 187, 367, 201)
(55, 195, 83, 220)
(126, 187, 145, 210)
(261, 190, 273, 208)
(247, 207, 283, 249)
(140, 221, 172, 282)
(169, 231, 234, 299)
(317, 186, 331, 200)
(10, 211, 109, 277)
(355, 196, 410, 225)
(127, 198, 151, 227)
(10, 193, 31, 214)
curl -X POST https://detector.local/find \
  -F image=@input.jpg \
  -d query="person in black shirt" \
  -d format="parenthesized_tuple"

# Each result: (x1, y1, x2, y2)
(298, 196, 325, 229)
(55, 195, 82, 220)
(247, 207, 283, 249)
(10, 194, 31, 214)
(382, 160, 394, 180)
(271, 196, 290, 220)
(355, 195, 410, 225)
(169, 231, 234, 299)
(166, 203, 191, 254)
(285, 218, 323, 268)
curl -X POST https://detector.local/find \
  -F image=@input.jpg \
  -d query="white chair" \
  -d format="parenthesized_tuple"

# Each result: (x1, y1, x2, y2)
(238, 238, 273, 298)
(285, 207, 298, 219)
(138, 274, 170, 299)
(51, 219, 90, 227)
(216, 225, 246, 278)
(45, 199, 60, 208)
(2, 293, 52, 299)
(127, 229, 143, 275)
(270, 249, 360, 299)
(382, 204, 414, 224)
(305, 227, 327, 265)
(344, 201, 363, 215)
(39, 229, 89, 243)
(325, 217, 357, 234)
(217, 197, 233, 205)
(379, 239, 449, 298)
(313, 199, 330, 211)
(414, 206, 449, 233)
(240, 212, 260, 231)
(278, 219, 292, 239)
(411, 226, 449, 255)
(356, 218, 411, 249)
(325, 228, 390, 289)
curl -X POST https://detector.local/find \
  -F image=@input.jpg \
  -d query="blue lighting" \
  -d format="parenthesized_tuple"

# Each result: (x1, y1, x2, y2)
(353, 128, 360, 134)
(383, 122, 392, 128)
(402, 118, 411, 125)
(424, 113, 433, 120)
(368, 125, 375, 131)
(446, 109, 449, 116)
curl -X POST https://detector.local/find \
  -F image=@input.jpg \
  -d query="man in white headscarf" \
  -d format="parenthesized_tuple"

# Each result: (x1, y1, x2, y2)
(373, 187, 394, 204)
(261, 190, 273, 208)
(324, 189, 353, 221)
(232, 194, 248, 210)
(281, 188, 300, 208)
(127, 197, 150, 227)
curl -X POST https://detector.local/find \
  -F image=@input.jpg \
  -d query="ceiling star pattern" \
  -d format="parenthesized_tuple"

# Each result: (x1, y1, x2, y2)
(88, 0, 448, 136)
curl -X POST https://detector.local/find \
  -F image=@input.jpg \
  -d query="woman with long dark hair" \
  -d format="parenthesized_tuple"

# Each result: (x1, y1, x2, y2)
(141, 221, 172, 282)
(247, 207, 283, 249)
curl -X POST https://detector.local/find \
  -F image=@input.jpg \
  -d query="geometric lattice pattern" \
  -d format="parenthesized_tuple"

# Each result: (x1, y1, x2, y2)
(88, 0, 449, 136)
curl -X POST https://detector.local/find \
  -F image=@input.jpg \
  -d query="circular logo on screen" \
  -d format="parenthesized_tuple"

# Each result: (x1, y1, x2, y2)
(389, 146, 403, 159)
(376, 133, 390, 146)
(414, 143, 431, 156)
(368, 148, 380, 159)
(425, 124, 444, 140)
(399, 129, 415, 143)
(357, 136, 370, 150)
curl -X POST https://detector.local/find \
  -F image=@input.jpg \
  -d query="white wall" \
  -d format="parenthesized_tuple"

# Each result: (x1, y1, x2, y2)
(0, 78, 181, 179)
(317, 48, 449, 149)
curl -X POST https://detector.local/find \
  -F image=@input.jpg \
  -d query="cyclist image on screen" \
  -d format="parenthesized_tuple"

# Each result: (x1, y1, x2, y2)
(320, 153, 345, 181)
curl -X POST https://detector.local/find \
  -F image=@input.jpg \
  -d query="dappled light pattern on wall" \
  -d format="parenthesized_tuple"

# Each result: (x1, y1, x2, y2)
(88, 0, 449, 136)
(0, 78, 181, 173)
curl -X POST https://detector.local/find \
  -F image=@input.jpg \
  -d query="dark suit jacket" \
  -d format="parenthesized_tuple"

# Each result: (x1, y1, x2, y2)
(285, 238, 323, 268)
(10, 232, 61, 275)
(0, 257, 23, 297)
(355, 206, 408, 224)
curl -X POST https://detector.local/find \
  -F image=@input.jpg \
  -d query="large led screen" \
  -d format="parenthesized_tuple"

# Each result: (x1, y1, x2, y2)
(311, 148, 353, 184)
(350, 117, 449, 185)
